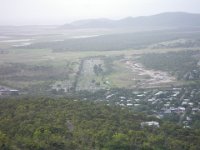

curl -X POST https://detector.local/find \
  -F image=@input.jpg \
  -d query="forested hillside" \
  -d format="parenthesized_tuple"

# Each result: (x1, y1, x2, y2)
(0, 97, 200, 150)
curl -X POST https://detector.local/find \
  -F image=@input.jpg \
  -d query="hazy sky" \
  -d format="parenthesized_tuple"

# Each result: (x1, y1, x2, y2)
(0, 0, 200, 25)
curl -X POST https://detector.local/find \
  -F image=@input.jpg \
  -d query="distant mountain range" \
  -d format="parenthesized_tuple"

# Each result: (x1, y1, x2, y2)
(62, 12, 200, 29)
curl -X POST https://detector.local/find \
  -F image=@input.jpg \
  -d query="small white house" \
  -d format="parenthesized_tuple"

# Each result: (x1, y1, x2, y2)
(141, 121, 160, 128)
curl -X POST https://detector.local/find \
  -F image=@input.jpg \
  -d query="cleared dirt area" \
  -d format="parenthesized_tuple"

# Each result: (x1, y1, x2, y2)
(125, 60, 176, 88)
(50, 55, 178, 94)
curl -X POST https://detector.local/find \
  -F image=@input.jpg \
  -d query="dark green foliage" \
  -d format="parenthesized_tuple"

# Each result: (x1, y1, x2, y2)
(138, 51, 199, 80)
(0, 97, 200, 149)
(93, 64, 103, 76)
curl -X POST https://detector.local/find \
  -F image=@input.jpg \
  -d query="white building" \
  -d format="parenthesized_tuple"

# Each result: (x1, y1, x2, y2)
(141, 121, 160, 128)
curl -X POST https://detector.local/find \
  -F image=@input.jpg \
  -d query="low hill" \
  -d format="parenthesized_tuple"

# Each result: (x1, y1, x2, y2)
(62, 12, 200, 29)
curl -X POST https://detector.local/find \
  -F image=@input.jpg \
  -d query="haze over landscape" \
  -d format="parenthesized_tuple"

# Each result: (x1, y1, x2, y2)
(1, 0, 200, 25)
(1, 1, 200, 150)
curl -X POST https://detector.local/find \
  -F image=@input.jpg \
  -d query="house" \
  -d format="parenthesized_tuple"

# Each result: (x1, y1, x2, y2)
(106, 94, 114, 99)
(188, 103, 194, 107)
(164, 109, 172, 114)
(164, 103, 170, 107)
(172, 91, 180, 97)
(127, 100, 132, 102)
(192, 108, 200, 114)
(170, 107, 176, 113)
(148, 98, 155, 102)
(120, 96, 126, 99)
(155, 91, 164, 96)
(182, 102, 188, 106)
(127, 103, 133, 106)
(0, 88, 19, 96)
(177, 107, 186, 113)
(9, 90, 19, 95)
(141, 121, 160, 128)
(137, 94, 144, 97)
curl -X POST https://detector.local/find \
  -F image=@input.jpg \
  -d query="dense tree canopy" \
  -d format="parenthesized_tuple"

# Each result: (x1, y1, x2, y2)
(0, 97, 200, 149)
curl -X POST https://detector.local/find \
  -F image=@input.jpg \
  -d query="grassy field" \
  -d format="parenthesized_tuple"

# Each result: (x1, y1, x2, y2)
(0, 47, 199, 94)
(1, 26, 200, 94)
(2, 47, 199, 64)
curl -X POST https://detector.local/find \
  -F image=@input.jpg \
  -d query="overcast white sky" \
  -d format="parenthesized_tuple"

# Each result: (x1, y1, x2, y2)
(0, 0, 200, 25)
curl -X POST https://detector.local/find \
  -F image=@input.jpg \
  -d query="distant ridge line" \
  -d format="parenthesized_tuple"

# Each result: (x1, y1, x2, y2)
(61, 12, 200, 29)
